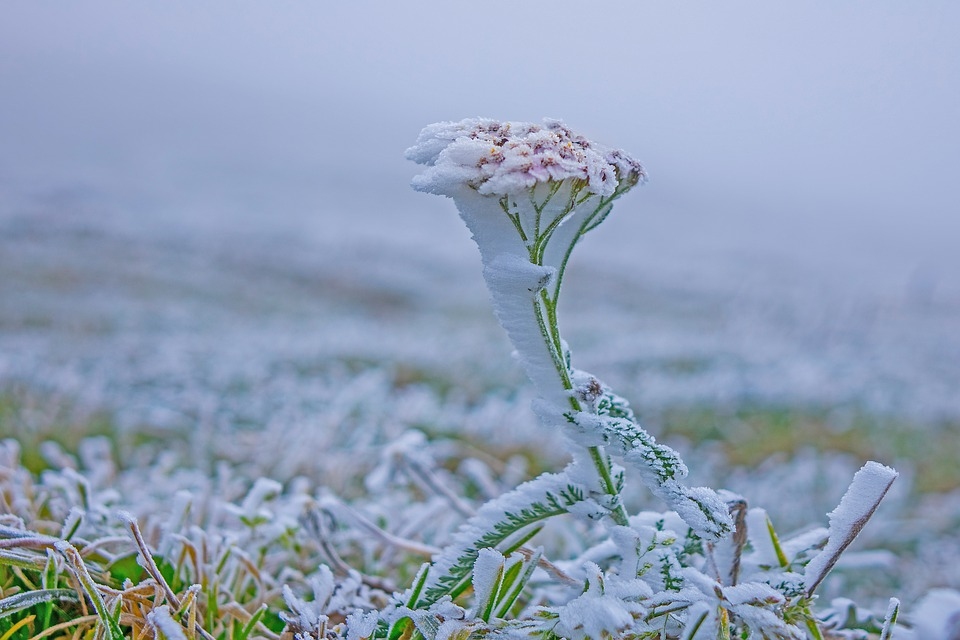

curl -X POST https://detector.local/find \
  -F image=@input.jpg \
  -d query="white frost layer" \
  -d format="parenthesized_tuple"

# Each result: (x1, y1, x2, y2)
(551, 563, 645, 640)
(804, 461, 898, 593)
(481, 254, 567, 406)
(148, 606, 189, 640)
(406, 118, 645, 198)
(345, 611, 380, 640)
(445, 186, 528, 264)
(471, 547, 505, 616)
(441, 189, 571, 406)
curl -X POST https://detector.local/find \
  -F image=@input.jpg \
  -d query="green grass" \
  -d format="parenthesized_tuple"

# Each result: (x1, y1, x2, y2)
(653, 404, 960, 493)
(0, 386, 119, 475)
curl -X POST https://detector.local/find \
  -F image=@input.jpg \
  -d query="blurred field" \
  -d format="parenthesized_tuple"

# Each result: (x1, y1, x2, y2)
(1, 202, 959, 610)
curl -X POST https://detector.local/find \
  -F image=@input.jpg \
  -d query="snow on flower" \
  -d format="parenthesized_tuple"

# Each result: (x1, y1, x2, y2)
(406, 118, 645, 198)
(406, 119, 736, 539)
(405, 119, 646, 405)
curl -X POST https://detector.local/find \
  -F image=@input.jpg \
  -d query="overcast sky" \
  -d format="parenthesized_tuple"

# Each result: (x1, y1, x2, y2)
(2, 1, 958, 298)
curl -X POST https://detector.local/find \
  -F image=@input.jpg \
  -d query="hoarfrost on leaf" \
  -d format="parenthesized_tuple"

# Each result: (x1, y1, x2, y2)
(471, 547, 505, 619)
(804, 461, 898, 594)
(553, 403, 732, 541)
(546, 563, 643, 640)
(147, 605, 189, 640)
(345, 611, 379, 640)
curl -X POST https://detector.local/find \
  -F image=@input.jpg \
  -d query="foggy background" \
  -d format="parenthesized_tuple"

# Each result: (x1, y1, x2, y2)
(2, 1, 958, 422)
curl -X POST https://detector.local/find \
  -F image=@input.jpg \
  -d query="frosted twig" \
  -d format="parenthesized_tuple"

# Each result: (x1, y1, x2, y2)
(55, 541, 124, 639)
(0, 536, 59, 550)
(705, 495, 748, 586)
(299, 505, 361, 577)
(0, 524, 51, 539)
(76, 536, 131, 560)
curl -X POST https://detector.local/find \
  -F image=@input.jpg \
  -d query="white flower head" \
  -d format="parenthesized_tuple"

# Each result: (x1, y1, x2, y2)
(406, 118, 645, 198)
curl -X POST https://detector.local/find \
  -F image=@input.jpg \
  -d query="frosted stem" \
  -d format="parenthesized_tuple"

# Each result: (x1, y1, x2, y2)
(534, 232, 630, 527)
(407, 118, 647, 583)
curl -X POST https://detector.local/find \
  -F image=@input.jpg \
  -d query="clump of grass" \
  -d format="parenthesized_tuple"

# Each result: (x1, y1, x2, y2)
(0, 442, 291, 639)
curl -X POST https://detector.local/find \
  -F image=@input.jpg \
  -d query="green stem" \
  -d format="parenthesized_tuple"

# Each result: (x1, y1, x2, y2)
(551, 197, 610, 304)
(531, 182, 563, 238)
(537, 292, 568, 390)
(503, 186, 631, 528)
(499, 197, 529, 244)
(533, 261, 629, 527)
(530, 184, 582, 265)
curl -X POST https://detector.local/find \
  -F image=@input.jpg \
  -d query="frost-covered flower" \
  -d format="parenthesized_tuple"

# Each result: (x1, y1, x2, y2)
(407, 118, 645, 199)
(406, 118, 644, 276)
(407, 120, 733, 541)
(406, 119, 645, 405)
